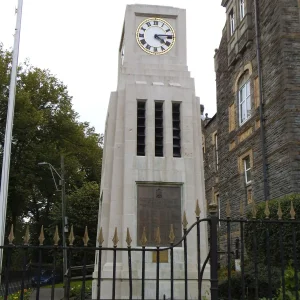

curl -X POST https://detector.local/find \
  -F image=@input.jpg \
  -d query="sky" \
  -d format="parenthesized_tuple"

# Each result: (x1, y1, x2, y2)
(0, 1, 225, 134)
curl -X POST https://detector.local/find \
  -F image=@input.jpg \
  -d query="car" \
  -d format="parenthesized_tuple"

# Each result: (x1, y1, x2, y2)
(31, 270, 61, 286)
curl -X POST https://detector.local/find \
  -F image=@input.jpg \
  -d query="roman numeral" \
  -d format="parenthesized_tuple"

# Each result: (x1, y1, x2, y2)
(139, 33, 144, 38)
(154, 47, 158, 52)
(146, 22, 151, 27)
(140, 39, 146, 45)
(154, 21, 158, 25)
(165, 41, 171, 47)
(161, 46, 165, 51)
(166, 29, 171, 32)
(141, 27, 146, 31)
(146, 44, 151, 50)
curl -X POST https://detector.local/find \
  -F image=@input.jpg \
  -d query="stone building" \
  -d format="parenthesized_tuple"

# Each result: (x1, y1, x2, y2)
(203, 0, 300, 222)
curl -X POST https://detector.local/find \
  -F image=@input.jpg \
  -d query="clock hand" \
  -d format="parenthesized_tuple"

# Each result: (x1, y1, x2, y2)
(154, 34, 164, 43)
(156, 34, 173, 39)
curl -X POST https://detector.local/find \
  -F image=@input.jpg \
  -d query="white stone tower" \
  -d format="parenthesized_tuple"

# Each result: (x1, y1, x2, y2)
(93, 4, 210, 299)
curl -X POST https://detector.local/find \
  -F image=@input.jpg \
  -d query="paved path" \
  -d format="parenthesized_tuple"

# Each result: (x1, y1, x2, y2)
(30, 288, 64, 300)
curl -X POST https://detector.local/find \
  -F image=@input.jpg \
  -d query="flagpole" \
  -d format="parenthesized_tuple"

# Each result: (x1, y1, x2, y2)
(0, 0, 24, 278)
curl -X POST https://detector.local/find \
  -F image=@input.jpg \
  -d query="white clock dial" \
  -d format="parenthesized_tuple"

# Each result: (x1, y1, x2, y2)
(136, 18, 176, 55)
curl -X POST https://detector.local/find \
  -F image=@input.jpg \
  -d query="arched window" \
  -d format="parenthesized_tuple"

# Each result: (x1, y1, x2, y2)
(238, 71, 251, 125)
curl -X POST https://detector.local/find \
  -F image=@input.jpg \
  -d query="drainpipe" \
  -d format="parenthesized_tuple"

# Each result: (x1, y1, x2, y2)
(254, 0, 269, 201)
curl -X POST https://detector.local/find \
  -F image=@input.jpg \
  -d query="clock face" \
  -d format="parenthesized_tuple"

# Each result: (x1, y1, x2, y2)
(136, 18, 176, 55)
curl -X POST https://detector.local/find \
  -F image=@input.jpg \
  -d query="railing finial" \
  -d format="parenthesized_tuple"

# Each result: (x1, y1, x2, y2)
(155, 227, 161, 246)
(69, 225, 75, 246)
(24, 225, 30, 245)
(208, 199, 218, 215)
(38, 225, 45, 246)
(195, 199, 201, 217)
(98, 227, 104, 246)
(264, 200, 270, 219)
(277, 201, 283, 220)
(169, 224, 175, 244)
(83, 226, 89, 246)
(140, 227, 147, 247)
(112, 227, 119, 247)
(182, 211, 188, 230)
(53, 225, 60, 246)
(8, 224, 14, 245)
(126, 228, 132, 247)
(252, 200, 257, 219)
(290, 201, 296, 220)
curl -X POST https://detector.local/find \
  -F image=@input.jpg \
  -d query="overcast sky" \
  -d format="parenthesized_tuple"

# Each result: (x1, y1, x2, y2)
(0, 1, 225, 134)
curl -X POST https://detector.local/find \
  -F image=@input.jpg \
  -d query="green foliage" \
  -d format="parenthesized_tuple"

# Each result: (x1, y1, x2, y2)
(244, 194, 300, 268)
(276, 264, 300, 300)
(0, 288, 32, 300)
(50, 181, 100, 265)
(218, 263, 281, 299)
(69, 280, 92, 299)
(0, 43, 103, 265)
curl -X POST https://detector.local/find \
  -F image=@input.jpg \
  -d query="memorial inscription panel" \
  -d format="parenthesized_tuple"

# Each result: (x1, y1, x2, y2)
(137, 185, 182, 246)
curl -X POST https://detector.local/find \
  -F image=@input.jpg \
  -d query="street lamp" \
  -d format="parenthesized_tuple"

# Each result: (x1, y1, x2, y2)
(38, 155, 67, 296)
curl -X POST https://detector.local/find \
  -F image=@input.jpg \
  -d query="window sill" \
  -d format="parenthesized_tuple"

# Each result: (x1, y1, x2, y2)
(239, 116, 252, 127)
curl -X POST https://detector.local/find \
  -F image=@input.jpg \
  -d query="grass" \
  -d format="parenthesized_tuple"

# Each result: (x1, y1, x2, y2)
(44, 279, 92, 288)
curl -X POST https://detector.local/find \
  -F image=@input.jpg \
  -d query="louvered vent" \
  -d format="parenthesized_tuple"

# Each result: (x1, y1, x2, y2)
(172, 103, 181, 157)
(137, 101, 146, 156)
(155, 102, 163, 157)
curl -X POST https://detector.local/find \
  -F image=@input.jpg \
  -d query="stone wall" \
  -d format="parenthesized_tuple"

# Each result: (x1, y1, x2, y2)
(204, 0, 300, 222)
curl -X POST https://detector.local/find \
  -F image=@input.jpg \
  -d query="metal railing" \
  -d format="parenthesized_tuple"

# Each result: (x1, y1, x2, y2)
(1, 199, 300, 299)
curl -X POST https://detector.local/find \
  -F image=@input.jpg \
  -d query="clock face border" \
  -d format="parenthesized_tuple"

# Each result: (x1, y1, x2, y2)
(136, 17, 176, 55)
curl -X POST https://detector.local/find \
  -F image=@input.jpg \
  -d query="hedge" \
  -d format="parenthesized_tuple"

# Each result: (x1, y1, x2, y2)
(244, 194, 300, 268)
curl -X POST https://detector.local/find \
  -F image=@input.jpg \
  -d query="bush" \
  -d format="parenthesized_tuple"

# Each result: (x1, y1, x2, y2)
(0, 289, 32, 300)
(218, 263, 281, 299)
(70, 280, 92, 299)
(244, 194, 300, 268)
(276, 264, 300, 300)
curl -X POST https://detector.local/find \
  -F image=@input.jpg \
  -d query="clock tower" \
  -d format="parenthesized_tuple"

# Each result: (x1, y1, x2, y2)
(93, 4, 210, 299)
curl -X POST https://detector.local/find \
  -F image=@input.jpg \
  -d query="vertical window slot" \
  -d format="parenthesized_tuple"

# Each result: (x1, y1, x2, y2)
(155, 102, 163, 157)
(137, 101, 146, 156)
(172, 103, 181, 157)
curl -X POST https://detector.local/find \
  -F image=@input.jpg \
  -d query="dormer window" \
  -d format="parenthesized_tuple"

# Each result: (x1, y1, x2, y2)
(240, 0, 245, 20)
(229, 10, 235, 36)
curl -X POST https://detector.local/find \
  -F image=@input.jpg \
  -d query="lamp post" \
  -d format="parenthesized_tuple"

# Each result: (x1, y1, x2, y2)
(38, 155, 67, 297)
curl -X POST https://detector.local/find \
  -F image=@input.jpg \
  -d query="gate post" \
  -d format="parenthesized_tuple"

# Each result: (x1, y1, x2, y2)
(209, 201, 218, 300)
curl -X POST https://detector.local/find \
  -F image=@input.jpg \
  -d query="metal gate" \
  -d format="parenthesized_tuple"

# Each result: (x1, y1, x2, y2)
(1, 199, 300, 299)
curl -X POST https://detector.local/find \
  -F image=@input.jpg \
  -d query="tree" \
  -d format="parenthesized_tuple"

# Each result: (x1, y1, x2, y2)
(0, 44, 103, 247)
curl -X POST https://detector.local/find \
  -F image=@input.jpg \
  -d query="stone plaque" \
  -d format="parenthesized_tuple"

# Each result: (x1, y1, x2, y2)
(137, 185, 182, 246)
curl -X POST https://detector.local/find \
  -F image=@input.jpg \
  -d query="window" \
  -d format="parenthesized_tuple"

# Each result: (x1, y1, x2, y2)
(172, 103, 181, 157)
(214, 133, 219, 171)
(243, 155, 252, 184)
(229, 10, 235, 35)
(238, 72, 251, 125)
(137, 101, 146, 156)
(155, 102, 163, 157)
(238, 149, 253, 185)
(240, 0, 245, 20)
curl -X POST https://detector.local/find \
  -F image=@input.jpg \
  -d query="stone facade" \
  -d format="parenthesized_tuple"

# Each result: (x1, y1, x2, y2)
(203, 0, 300, 224)
(93, 4, 210, 299)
